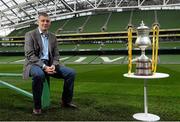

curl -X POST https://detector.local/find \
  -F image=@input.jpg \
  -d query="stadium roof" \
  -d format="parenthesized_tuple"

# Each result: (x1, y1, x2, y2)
(0, 0, 180, 36)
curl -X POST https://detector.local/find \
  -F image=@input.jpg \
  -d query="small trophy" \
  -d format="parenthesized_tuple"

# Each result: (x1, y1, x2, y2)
(134, 21, 152, 76)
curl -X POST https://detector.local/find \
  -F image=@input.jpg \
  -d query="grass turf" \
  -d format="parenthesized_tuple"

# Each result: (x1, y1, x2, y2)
(0, 64, 180, 121)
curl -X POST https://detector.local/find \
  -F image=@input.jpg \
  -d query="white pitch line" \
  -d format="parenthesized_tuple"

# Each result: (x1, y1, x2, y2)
(13, 59, 25, 63)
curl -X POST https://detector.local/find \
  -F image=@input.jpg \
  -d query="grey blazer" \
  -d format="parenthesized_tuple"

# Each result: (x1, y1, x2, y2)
(23, 28, 61, 79)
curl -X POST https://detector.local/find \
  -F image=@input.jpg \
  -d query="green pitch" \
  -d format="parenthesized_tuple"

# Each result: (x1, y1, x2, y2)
(1, 55, 180, 64)
(0, 64, 180, 121)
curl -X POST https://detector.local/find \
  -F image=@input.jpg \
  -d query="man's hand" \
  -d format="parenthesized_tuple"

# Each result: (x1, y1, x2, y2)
(50, 65, 55, 71)
(44, 65, 56, 74)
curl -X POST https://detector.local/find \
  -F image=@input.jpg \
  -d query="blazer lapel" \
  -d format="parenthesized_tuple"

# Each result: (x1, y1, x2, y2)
(35, 28, 43, 51)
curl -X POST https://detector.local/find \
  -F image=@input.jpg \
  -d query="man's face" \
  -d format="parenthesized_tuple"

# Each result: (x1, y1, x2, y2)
(37, 15, 51, 32)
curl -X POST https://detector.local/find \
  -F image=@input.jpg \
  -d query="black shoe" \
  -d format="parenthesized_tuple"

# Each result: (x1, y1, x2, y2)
(61, 102, 78, 109)
(32, 109, 42, 115)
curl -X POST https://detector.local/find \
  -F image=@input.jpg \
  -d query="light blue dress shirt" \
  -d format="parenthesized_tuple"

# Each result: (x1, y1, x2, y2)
(39, 28, 49, 60)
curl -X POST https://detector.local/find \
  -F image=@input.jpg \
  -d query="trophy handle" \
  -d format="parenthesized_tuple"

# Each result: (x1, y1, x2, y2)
(128, 26, 133, 74)
(152, 25, 159, 73)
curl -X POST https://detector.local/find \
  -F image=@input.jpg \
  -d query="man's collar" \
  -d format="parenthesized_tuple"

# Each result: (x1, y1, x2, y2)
(38, 28, 48, 35)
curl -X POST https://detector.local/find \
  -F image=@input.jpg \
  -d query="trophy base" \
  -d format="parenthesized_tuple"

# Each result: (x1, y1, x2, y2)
(134, 73, 153, 76)
(135, 59, 152, 76)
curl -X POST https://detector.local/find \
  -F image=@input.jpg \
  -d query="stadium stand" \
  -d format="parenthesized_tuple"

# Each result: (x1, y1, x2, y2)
(8, 24, 37, 37)
(83, 13, 108, 33)
(60, 16, 88, 34)
(107, 11, 130, 32)
(7, 10, 180, 36)
(49, 19, 67, 34)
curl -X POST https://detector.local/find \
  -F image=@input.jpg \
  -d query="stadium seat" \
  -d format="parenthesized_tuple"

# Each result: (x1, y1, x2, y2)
(41, 77, 51, 108)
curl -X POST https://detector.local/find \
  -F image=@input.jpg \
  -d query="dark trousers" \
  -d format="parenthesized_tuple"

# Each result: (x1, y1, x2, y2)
(30, 65, 75, 109)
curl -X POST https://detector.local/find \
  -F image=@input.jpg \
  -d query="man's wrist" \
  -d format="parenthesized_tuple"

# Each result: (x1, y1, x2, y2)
(42, 64, 47, 69)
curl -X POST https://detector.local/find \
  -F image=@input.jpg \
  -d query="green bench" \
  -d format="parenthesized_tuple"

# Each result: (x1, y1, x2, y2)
(0, 73, 50, 108)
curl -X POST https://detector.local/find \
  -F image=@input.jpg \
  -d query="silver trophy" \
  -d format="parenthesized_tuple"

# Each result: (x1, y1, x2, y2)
(135, 21, 152, 76)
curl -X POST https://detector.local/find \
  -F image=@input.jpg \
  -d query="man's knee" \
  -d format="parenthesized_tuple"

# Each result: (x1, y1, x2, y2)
(31, 66, 45, 80)
(32, 71, 45, 81)
(69, 69, 76, 78)
(64, 68, 76, 79)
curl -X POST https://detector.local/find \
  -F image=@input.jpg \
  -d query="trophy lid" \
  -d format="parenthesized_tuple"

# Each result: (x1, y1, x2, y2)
(137, 21, 149, 30)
